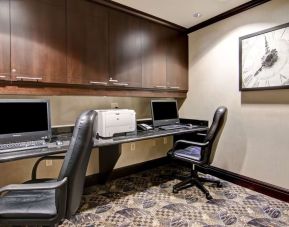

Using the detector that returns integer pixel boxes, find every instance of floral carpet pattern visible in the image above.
[61,165,289,226]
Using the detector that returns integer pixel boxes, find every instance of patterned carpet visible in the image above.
[61,164,289,226]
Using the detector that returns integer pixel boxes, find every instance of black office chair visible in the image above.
[168,106,227,200]
[0,110,96,226]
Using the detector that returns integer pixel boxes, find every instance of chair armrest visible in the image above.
[196,133,207,136]
[32,155,65,180]
[173,140,209,150]
[0,177,67,195]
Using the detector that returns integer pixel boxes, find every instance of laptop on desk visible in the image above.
[150,99,193,130]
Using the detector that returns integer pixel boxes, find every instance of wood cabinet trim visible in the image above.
[88,0,186,33]
[0,84,187,98]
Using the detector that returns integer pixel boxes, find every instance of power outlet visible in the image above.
[46,160,53,167]
[111,103,119,109]
[163,137,167,144]
[130,143,135,151]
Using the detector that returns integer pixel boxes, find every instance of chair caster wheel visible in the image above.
[217,182,222,188]
[206,194,213,200]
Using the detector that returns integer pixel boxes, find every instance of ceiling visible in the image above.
[111,0,252,28]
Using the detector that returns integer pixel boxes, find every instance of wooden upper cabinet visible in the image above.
[67,0,109,86]
[10,0,67,83]
[109,9,142,88]
[1,0,187,96]
[0,0,10,81]
[141,20,167,89]
[166,30,188,91]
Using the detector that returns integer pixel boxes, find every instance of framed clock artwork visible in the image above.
[239,22,289,91]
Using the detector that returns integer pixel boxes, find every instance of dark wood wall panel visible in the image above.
[10,0,67,83]
[0,0,10,81]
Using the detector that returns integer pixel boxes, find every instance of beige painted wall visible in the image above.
[179,0,289,189]
[0,96,172,187]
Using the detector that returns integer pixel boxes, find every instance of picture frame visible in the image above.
[239,22,289,91]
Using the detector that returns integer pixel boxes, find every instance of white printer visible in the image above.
[94,109,136,138]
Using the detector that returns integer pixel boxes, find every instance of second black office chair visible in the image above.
[0,110,96,226]
[168,106,227,200]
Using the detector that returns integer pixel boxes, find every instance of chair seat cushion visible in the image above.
[0,189,57,219]
[174,146,202,161]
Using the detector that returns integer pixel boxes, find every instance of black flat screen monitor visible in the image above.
[151,99,180,127]
[0,99,51,142]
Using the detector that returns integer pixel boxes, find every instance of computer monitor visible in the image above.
[151,99,180,127]
[0,99,51,142]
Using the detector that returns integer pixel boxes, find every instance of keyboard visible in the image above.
[0,140,48,154]
[159,124,190,130]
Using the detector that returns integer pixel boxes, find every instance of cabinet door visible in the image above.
[10,0,67,83]
[0,0,10,81]
[166,30,188,90]
[141,20,167,89]
[109,9,142,88]
[67,0,109,86]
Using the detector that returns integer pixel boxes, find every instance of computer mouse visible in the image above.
[56,140,63,146]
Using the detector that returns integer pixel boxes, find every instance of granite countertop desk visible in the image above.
[0,124,208,183]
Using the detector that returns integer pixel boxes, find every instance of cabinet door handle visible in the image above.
[109,77,118,83]
[0,73,10,79]
[168,86,180,89]
[16,76,43,81]
[89,81,108,85]
[154,85,167,89]
[113,82,129,86]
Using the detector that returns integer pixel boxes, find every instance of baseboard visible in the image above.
[85,157,169,187]
[196,165,289,203]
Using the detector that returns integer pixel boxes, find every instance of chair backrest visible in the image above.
[203,106,227,165]
[57,110,96,218]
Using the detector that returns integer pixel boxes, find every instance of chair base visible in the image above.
[172,170,222,200]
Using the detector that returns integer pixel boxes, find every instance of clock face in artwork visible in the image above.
[241,27,289,89]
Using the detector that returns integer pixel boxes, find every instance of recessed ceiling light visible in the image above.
[192,12,202,18]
